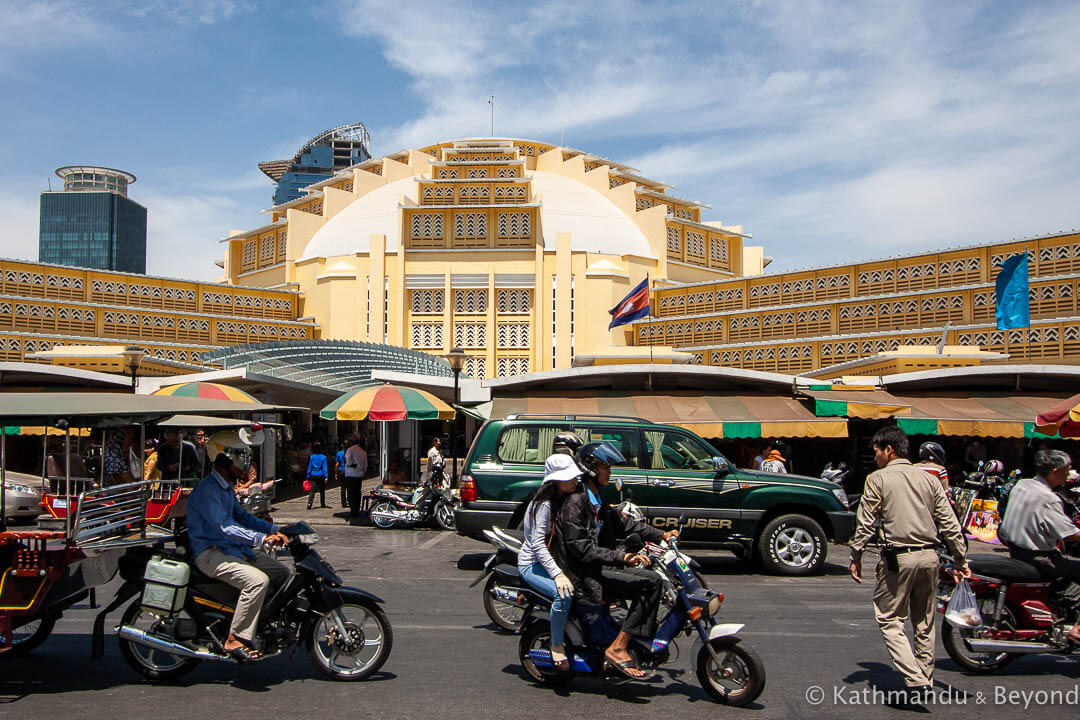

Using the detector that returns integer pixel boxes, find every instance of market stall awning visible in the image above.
[799,389,912,419]
[892,393,1066,438]
[1033,393,1080,438]
[488,392,847,438]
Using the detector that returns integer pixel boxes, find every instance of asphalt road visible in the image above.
[4,527,1079,719]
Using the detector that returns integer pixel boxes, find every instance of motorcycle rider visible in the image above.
[997,448,1080,644]
[518,453,584,671]
[551,441,678,679]
[914,441,949,490]
[187,453,291,661]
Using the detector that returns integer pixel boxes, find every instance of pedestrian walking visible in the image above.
[849,426,970,703]
[306,441,329,510]
[344,436,368,518]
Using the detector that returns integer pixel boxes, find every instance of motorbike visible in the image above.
[517,525,765,706]
[236,478,278,522]
[93,521,393,682]
[369,475,457,530]
[937,549,1080,673]
[821,462,857,509]
[472,526,531,632]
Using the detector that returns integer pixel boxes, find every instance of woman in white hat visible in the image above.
[518,453,583,671]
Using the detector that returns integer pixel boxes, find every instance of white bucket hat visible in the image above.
[544,453,584,483]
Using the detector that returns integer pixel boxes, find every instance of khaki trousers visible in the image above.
[872,548,939,687]
[195,547,291,643]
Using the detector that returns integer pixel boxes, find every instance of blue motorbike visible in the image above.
[517,531,766,706]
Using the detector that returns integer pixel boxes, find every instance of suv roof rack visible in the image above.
[504,413,652,424]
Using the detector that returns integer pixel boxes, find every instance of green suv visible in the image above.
[454,414,855,575]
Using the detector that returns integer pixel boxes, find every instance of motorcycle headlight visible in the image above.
[707,594,722,617]
[832,487,848,507]
[297,533,320,545]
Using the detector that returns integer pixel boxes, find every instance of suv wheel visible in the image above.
[757,514,826,576]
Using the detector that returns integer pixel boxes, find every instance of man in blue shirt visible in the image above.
[188,453,291,661]
[335,444,347,507]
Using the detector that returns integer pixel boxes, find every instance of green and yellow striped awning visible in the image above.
[892,394,1066,438]
[488,392,848,438]
[800,389,912,420]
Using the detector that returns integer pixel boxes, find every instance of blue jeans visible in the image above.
[519,562,572,646]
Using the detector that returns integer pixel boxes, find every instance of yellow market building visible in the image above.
[219,138,752,378]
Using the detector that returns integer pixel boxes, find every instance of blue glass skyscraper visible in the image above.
[39,166,147,274]
[259,123,372,206]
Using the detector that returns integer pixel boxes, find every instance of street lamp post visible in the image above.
[121,345,145,394]
[443,347,467,488]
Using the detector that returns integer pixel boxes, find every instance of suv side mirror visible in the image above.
[712,456,731,476]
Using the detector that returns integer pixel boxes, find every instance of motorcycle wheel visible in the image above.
[519,620,574,686]
[116,600,201,682]
[434,501,455,531]
[696,636,766,706]
[483,574,525,632]
[0,613,57,656]
[370,501,397,529]
[307,601,393,681]
[941,599,1018,674]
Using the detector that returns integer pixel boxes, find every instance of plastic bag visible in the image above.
[303,479,312,492]
[945,579,982,627]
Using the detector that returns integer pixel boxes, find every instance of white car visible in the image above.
[2,471,42,522]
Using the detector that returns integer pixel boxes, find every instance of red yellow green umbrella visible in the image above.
[1034,393,1080,437]
[320,384,455,421]
[152,382,260,404]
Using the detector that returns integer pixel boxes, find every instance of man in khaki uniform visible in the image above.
[850,426,970,698]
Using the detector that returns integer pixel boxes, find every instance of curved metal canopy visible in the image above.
[201,340,451,392]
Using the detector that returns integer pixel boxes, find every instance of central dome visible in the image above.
[299,169,653,261]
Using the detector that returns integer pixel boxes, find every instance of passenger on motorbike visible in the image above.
[551,441,679,679]
[187,453,292,661]
[998,449,1080,644]
[914,441,949,490]
[518,453,584,671]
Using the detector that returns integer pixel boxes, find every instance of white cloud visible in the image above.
[331,0,1080,271]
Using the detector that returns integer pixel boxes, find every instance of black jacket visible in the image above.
[551,485,665,603]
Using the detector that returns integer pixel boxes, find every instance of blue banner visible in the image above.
[995,252,1029,330]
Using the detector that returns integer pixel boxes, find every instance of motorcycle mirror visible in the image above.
[677,513,688,527]
[625,533,644,553]
[614,477,623,492]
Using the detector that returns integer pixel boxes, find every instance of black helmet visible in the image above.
[576,441,626,478]
[919,441,946,466]
[552,431,584,456]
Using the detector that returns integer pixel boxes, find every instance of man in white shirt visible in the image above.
[343,437,368,519]
[426,437,445,486]
[998,449,1080,643]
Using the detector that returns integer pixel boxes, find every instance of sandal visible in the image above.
[227,643,263,663]
[550,646,570,672]
[604,653,654,680]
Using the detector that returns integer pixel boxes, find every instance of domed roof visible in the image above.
[299,170,654,261]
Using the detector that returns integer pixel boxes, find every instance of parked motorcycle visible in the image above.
[93,521,393,682]
[369,476,457,530]
[518,526,765,706]
[821,462,857,509]
[937,550,1079,673]
[236,478,278,521]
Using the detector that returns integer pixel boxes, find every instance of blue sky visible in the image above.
[2,0,1079,280]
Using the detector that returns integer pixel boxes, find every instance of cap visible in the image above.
[544,453,584,483]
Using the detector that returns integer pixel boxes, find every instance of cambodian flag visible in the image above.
[608,276,651,330]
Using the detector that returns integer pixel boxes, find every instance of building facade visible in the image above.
[39,166,147,274]
[0,257,314,368]
[259,123,373,206]
[222,138,751,378]
[638,230,1080,374]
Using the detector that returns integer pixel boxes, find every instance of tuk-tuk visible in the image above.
[0,392,291,655]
